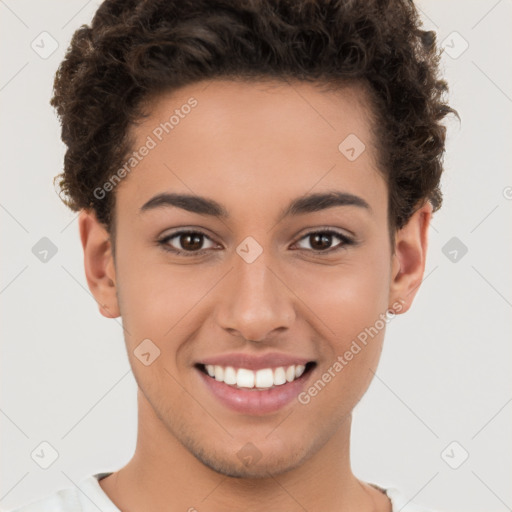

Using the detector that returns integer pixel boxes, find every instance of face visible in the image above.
[80,79,429,478]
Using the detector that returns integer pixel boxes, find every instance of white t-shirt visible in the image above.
[5,472,437,512]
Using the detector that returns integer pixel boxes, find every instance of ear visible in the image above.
[388,200,433,315]
[78,209,120,319]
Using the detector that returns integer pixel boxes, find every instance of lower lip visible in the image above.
[196,366,314,415]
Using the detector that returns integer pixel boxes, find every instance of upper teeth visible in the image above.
[204,364,306,389]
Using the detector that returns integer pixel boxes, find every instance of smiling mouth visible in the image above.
[195,362,317,390]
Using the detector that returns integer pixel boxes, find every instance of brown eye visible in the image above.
[176,232,204,251]
[158,230,216,255]
[294,230,354,253]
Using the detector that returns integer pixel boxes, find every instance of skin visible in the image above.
[79,78,432,511]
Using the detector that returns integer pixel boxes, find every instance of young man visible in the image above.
[10,0,457,510]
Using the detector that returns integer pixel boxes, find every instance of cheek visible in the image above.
[115,249,218,364]
[290,252,391,406]
[304,255,391,404]
[291,256,391,344]
[295,277,389,418]
[113,242,182,342]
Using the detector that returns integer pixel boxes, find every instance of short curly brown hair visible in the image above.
[50,0,458,248]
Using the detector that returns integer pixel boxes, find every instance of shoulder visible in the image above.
[5,487,81,512]
[4,473,119,512]
[369,481,440,512]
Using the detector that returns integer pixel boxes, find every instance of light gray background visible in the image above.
[1,1,511,511]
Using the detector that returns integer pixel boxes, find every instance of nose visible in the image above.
[216,252,296,343]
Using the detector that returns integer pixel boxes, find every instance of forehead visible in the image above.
[116,78,385,222]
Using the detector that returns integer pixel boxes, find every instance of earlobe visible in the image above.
[388,201,433,314]
[78,210,121,319]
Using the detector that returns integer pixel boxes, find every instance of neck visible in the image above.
[100,390,382,512]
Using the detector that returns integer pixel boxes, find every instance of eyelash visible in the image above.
[156,228,355,257]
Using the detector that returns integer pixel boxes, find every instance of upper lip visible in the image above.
[197,352,315,371]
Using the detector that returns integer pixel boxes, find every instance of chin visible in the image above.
[175,424,311,479]
[192,446,308,479]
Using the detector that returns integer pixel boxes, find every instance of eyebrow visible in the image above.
[139,190,371,221]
